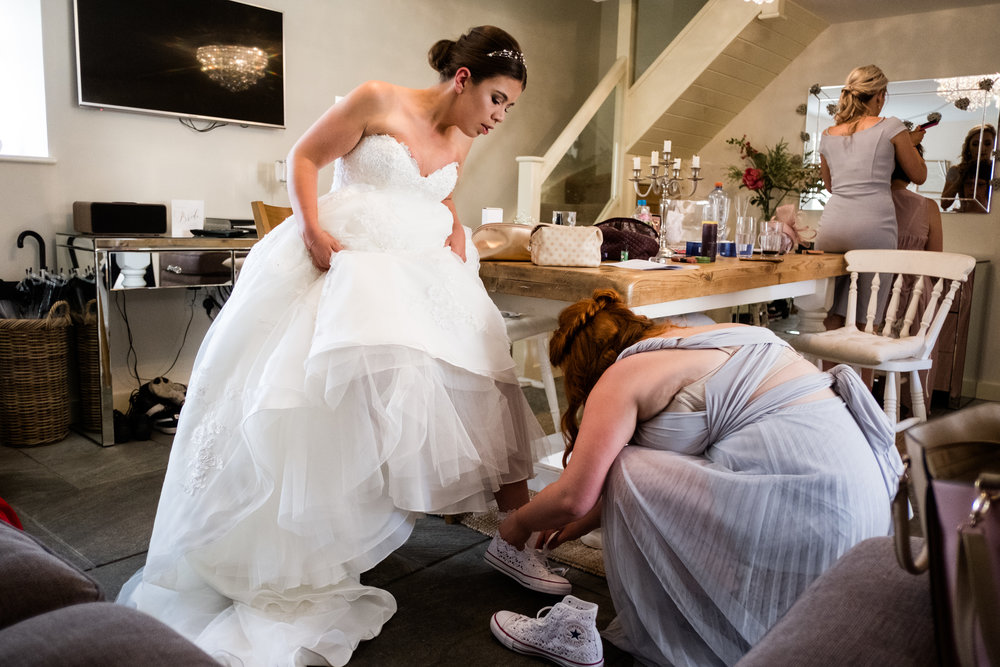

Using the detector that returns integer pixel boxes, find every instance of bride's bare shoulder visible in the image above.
[348,80,405,108]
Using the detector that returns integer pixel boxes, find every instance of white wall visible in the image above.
[0,0,605,407]
[694,4,1000,400]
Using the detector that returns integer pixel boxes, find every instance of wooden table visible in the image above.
[480,253,847,327]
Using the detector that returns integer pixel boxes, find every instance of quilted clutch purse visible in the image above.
[471,223,532,261]
[528,224,603,267]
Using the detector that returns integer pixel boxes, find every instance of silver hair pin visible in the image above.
[487,49,525,66]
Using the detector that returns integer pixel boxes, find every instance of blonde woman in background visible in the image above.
[815,64,927,330]
[941,124,996,212]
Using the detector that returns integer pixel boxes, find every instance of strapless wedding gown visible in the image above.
[117,134,548,666]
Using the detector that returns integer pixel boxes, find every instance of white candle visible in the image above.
[633,156,641,170]
[663,140,672,153]
[674,158,682,170]
[650,150,659,166]
[691,155,701,168]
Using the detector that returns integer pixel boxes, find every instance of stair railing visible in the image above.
[516,57,627,224]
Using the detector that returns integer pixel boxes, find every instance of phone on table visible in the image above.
[917,119,940,130]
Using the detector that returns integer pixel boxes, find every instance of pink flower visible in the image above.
[742,168,764,191]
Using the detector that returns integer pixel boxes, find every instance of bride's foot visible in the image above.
[485,534,571,595]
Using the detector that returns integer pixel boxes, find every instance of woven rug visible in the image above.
[457,505,605,578]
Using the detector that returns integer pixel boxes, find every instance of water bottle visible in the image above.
[633,199,652,224]
[707,183,730,241]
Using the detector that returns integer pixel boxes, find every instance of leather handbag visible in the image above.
[471,223,532,261]
[528,224,603,268]
[595,218,659,261]
[894,402,1000,666]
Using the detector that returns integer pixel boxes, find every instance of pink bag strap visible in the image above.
[954,473,1000,667]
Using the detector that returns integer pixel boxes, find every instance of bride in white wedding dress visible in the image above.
[118,27,550,666]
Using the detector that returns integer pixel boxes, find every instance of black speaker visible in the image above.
[73,201,167,236]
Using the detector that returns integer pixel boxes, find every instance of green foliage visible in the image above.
[726,136,824,222]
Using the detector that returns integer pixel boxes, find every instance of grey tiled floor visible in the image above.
[1,386,632,666]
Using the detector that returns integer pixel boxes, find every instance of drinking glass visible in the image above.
[552,211,577,226]
[759,231,783,256]
[735,216,755,258]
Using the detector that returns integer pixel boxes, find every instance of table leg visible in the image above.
[793,277,835,333]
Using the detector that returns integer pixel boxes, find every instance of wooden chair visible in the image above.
[504,314,561,432]
[788,249,975,432]
[251,201,292,236]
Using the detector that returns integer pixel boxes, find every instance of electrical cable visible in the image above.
[113,290,141,386]
[179,118,228,132]
[160,289,198,377]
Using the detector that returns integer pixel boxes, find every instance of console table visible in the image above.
[56,234,257,446]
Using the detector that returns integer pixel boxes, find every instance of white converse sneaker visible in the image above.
[485,534,571,595]
[490,595,604,667]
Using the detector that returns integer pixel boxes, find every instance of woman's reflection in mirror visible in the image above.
[941,124,996,212]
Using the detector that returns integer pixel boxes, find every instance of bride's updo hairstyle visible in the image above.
[834,64,889,125]
[428,26,527,89]
[549,289,665,465]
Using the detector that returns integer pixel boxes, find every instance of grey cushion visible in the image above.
[0,602,217,666]
[737,536,935,667]
[0,521,103,628]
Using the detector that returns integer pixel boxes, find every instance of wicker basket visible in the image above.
[74,299,101,432]
[0,301,73,447]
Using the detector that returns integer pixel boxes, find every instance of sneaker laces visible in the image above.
[532,546,568,578]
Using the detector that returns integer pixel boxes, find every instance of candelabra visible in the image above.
[629,149,703,262]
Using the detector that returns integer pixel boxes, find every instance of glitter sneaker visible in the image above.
[484,533,571,595]
[490,595,604,667]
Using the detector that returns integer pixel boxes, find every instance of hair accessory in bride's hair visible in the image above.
[487,49,525,65]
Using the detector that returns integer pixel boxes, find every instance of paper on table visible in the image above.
[609,259,697,270]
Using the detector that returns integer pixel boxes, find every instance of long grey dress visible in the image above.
[600,327,901,667]
[816,116,908,323]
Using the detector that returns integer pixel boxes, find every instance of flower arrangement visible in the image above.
[726,136,823,223]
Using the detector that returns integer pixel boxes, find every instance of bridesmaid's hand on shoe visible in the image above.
[498,509,532,550]
[535,505,602,550]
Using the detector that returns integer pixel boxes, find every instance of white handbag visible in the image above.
[528,224,603,267]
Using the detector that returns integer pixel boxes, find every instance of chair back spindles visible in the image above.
[845,271,860,328]
[896,275,926,338]
[862,272,883,334]
[916,278,961,360]
[880,273,905,338]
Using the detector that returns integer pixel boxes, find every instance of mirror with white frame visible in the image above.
[802,74,999,213]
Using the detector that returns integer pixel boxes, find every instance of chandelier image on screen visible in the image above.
[196,45,269,93]
[73,0,285,128]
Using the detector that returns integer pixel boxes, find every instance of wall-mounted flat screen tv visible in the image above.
[74,0,284,128]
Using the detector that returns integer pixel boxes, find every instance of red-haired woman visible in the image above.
[495,289,902,666]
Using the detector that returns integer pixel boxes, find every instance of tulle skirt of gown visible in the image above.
[117,172,548,666]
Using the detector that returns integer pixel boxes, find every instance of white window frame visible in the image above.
[0,0,52,162]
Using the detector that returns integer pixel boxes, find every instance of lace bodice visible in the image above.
[316,134,459,252]
[332,134,458,202]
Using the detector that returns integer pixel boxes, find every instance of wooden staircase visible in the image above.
[626,0,827,159]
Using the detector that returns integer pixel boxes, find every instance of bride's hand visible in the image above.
[302,227,343,271]
[445,228,467,262]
